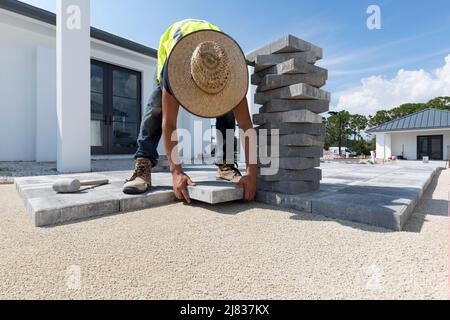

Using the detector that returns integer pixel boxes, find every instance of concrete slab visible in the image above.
[246,34,323,62]
[15,168,243,227]
[256,162,444,231]
[14,161,444,231]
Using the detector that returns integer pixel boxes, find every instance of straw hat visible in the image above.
[167,30,248,118]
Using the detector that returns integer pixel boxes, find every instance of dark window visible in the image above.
[91,60,142,155]
[417,135,443,160]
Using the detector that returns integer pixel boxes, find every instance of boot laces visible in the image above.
[129,159,151,182]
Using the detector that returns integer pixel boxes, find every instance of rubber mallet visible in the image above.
[52,179,109,194]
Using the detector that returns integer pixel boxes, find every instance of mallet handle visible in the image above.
[79,179,110,187]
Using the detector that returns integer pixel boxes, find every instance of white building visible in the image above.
[0,0,216,169]
[368,108,450,161]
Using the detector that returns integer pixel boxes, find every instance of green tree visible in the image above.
[368,110,392,128]
[368,96,450,128]
[349,114,368,140]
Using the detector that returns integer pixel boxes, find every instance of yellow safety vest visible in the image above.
[157,19,221,84]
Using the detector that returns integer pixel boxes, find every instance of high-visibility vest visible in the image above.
[157,19,221,84]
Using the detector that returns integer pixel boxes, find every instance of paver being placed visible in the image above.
[15,168,243,227]
[187,181,244,204]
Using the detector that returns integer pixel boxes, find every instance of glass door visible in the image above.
[91,64,108,155]
[430,136,443,160]
[110,67,141,154]
[91,61,142,155]
[417,135,443,160]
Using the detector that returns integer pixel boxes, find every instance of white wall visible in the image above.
[0,9,160,162]
[375,133,391,160]
[376,130,450,161]
[0,11,54,161]
[391,130,450,161]
[0,9,255,163]
[36,46,57,162]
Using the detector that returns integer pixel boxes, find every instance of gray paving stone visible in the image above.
[259,168,322,182]
[256,162,443,231]
[311,192,412,231]
[14,162,442,231]
[257,123,326,136]
[187,181,244,204]
[255,83,331,105]
[254,58,327,79]
[259,133,325,147]
[255,190,312,213]
[14,169,244,227]
[279,134,324,147]
[258,99,329,114]
[260,146,324,158]
[253,109,323,125]
[257,179,321,194]
[254,51,318,72]
[247,34,323,62]
[259,157,321,170]
[253,71,328,90]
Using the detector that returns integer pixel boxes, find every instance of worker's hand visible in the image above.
[237,173,257,202]
[172,170,196,204]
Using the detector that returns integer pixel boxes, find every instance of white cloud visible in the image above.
[335,54,450,116]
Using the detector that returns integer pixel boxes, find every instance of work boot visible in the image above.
[217,163,242,183]
[123,158,152,195]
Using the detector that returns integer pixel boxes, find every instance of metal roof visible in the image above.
[0,0,158,58]
[367,108,450,133]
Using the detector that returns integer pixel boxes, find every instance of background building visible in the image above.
[368,108,450,161]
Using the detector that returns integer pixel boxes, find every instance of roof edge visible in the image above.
[0,0,157,58]
[367,108,450,133]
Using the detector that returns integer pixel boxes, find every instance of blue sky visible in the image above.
[22,0,450,115]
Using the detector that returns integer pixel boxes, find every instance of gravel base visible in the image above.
[0,159,168,184]
[0,170,448,300]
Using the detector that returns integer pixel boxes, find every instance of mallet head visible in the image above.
[52,179,82,193]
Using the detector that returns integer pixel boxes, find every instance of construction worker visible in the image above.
[123,19,257,202]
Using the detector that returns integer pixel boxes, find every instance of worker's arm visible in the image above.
[162,88,195,203]
[233,97,257,202]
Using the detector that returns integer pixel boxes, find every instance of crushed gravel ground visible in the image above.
[0,170,448,300]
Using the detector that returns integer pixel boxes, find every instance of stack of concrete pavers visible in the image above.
[247,35,330,195]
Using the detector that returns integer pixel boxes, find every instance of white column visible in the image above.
[375,133,385,160]
[56,0,91,173]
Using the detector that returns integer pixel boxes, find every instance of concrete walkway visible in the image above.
[0,167,447,299]
[14,161,446,230]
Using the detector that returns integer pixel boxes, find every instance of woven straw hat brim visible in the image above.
[167,30,249,118]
